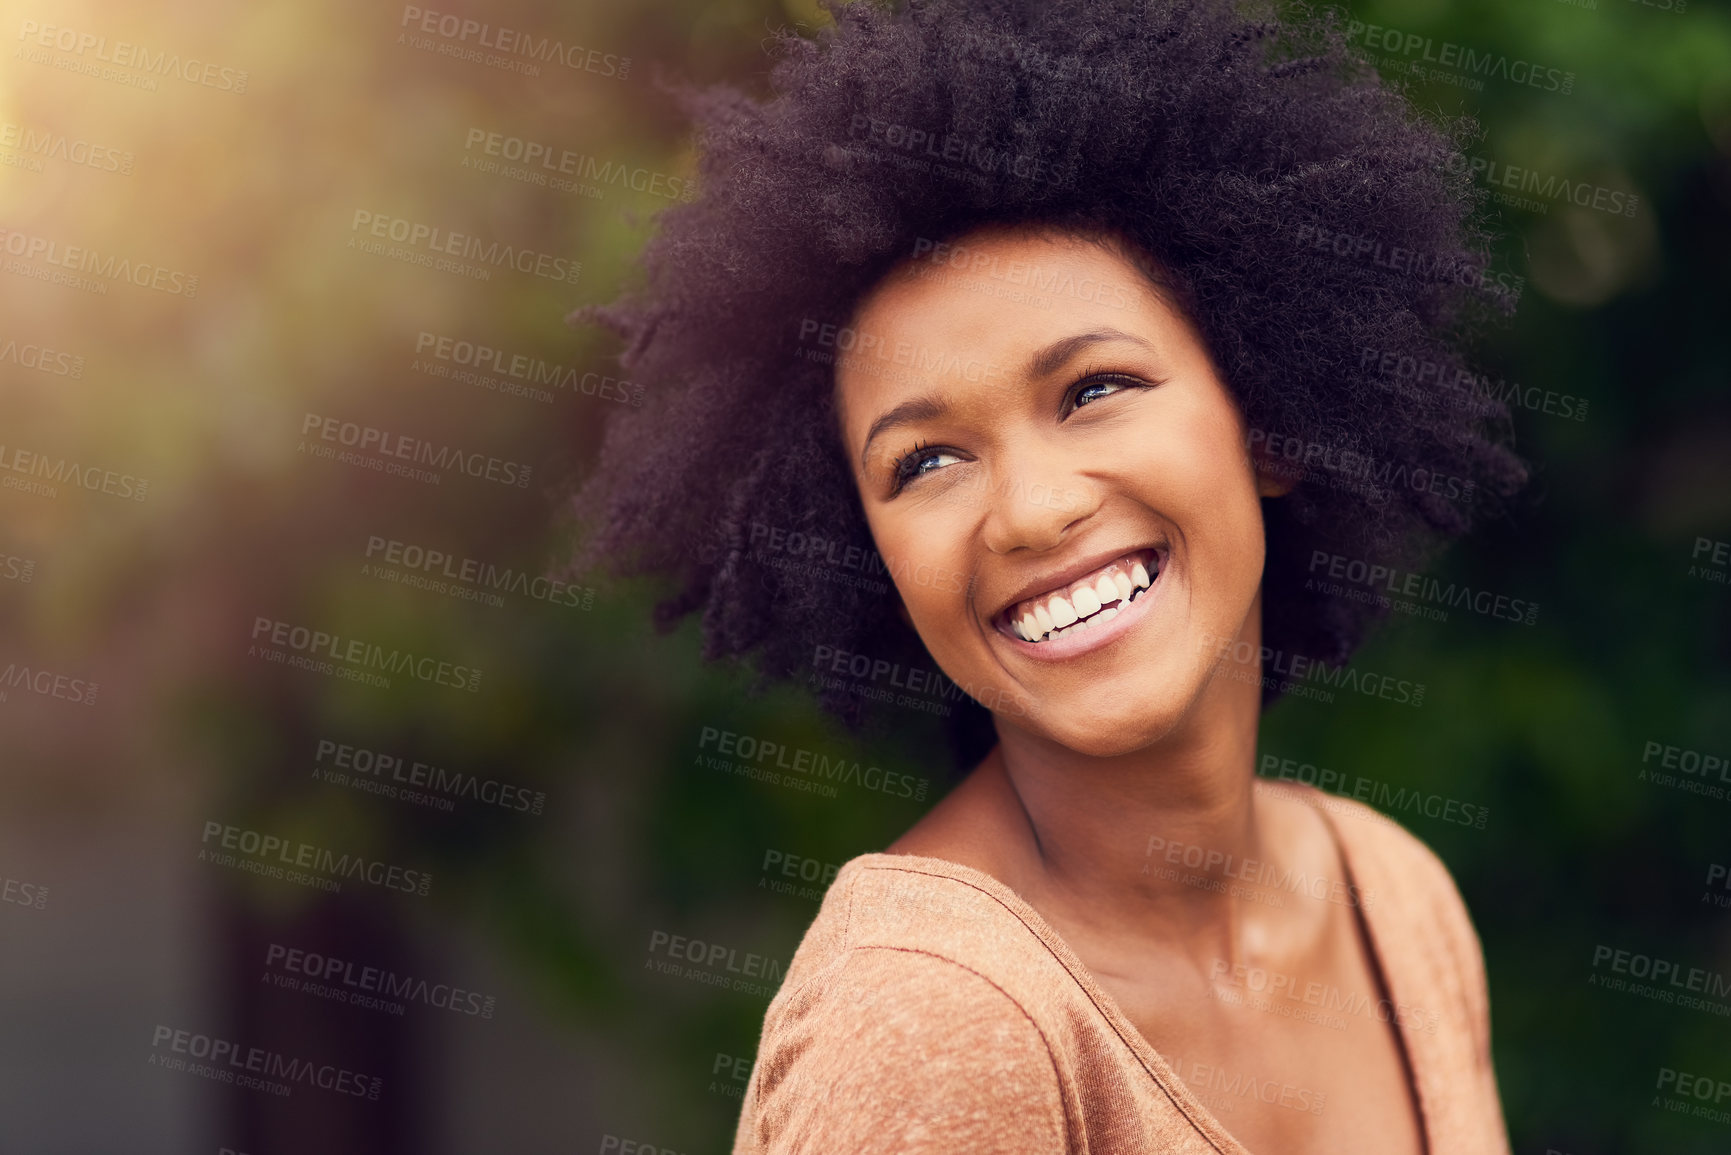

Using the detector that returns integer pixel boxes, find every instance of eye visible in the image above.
[1066,371,1147,414]
[889,440,963,492]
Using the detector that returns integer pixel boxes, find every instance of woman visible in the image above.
[573,0,1526,1150]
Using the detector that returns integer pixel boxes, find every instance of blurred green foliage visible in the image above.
[1,0,1728,1150]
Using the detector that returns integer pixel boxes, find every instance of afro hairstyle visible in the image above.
[568,0,1531,775]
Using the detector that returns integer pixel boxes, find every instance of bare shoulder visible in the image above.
[1255,779,1488,985]
[1256,777,1464,893]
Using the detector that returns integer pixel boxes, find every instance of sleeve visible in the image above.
[1409,837,1495,1066]
[1391,828,1514,1155]
[733,945,1070,1155]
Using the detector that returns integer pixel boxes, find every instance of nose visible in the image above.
[979,451,1101,555]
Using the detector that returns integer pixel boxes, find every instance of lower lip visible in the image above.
[995,557,1167,662]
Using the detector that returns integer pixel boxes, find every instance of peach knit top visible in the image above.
[731,783,1511,1154]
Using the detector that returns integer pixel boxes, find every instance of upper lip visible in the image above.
[989,541,1165,626]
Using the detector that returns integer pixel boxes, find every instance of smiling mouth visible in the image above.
[998,548,1163,644]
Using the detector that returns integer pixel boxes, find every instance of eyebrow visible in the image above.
[860,395,950,470]
[856,327,1155,468]
[1027,326,1154,378]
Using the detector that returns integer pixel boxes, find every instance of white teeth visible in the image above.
[1072,585,1102,617]
[1009,553,1161,643]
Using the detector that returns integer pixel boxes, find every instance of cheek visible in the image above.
[867,514,979,655]
[1114,401,1258,517]
[868,514,949,605]
[892,547,972,620]
[1123,406,1266,590]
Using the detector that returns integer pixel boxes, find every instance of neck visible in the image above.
[981,589,1278,960]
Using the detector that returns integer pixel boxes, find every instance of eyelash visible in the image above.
[887,369,1149,493]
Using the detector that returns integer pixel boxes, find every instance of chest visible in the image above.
[1093,943,1428,1155]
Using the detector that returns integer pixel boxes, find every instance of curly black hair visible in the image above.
[567,0,1530,775]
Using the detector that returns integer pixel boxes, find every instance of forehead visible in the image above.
[859,227,1153,342]
[832,228,1181,437]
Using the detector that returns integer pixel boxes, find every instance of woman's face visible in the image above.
[833,226,1287,758]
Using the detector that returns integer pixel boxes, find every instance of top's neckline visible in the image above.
[839,781,1435,1155]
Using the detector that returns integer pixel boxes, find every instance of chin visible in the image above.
[1019,698,1188,759]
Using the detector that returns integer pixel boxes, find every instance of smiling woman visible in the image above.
[571,0,1526,1151]
[833,227,1291,757]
